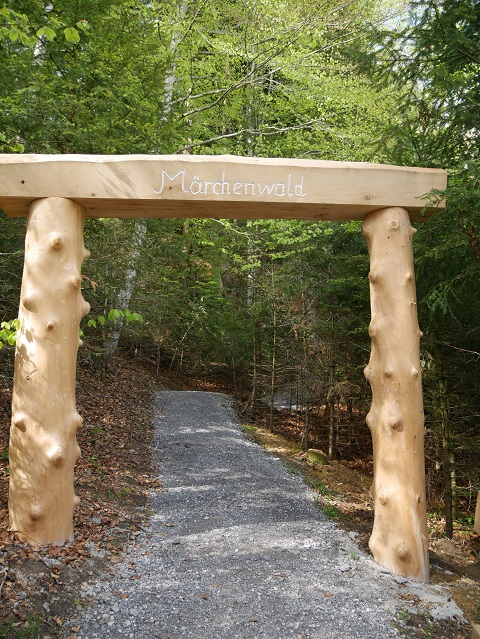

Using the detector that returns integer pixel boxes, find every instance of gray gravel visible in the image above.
[64,390,464,638]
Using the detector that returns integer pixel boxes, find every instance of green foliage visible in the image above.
[473,604,480,623]
[306,450,328,466]
[305,476,329,496]
[0,132,23,153]
[0,6,37,46]
[0,319,19,349]
[321,504,347,520]
[0,615,41,639]
[241,424,258,434]
[86,309,143,330]
[373,0,480,521]
[0,0,478,519]
[0,6,88,46]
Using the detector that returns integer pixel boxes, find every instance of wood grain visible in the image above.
[0,154,446,221]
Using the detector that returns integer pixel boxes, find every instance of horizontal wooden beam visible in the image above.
[0,154,446,221]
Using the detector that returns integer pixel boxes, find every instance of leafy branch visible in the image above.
[0,7,89,46]
[86,309,143,330]
[0,319,20,349]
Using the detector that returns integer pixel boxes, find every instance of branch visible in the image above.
[175,120,320,153]
[438,342,480,358]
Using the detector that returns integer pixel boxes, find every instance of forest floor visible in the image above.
[0,351,478,638]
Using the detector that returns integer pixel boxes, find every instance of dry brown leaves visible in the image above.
[0,351,162,633]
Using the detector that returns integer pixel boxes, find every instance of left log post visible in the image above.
[8,197,90,545]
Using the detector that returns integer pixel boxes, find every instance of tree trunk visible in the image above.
[269,289,277,429]
[103,219,146,366]
[362,207,429,583]
[434,342,455,538]
[249,317,261,409]
[328,397,336,461]
[103,1,187,364]
[327,350,336,461]
[9,198,89,545]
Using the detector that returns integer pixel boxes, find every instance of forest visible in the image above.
[0,0,479,543]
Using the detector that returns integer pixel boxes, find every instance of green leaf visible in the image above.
[107,309,124,321]
[64,27,80,43]
[37,26,56,41]
[8,27,19,42]
[97,315,105,326]
[87,319,97,328]
[125,310,142,323]
[76,20,89,34]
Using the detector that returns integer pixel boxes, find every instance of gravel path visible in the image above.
[64,391,464,639]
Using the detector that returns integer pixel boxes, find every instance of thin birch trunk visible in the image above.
[103,219,147,365]
[103,1,188,363]
[434,341,455,538]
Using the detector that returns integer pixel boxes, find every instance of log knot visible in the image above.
[30,504,43,521]
[48,446,65,466]
[13,413,27,432]
[368,323,379,338]
[23,290,38,312]
[80,299,90,318]
[50,233,64,250]
[378,491,388,505]
[45,317,58,330]
[389,416,403,432]
[397,543,411,561]
[72,413,84,431]
[70,275,82,290]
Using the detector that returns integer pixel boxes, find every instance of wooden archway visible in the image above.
[0,154,447,583]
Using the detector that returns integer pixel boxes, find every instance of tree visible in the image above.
[374,0,480,534]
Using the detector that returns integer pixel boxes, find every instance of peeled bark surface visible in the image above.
[362,207,429,583]
[9,197,89,545]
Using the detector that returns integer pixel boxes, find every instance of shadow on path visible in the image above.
[66,391,464,639]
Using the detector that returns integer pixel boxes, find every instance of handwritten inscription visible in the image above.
[153,169,307,199]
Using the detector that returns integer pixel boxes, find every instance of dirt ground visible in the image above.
[0,353,478,638]
[240,423,479,636]
[0,353,161,637]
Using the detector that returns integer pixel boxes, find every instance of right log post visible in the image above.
[362,206,429,583]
